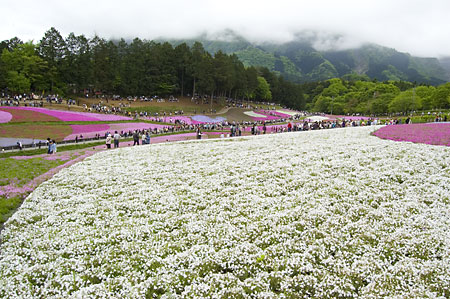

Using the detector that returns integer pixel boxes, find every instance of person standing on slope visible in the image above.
[113,131,120,148]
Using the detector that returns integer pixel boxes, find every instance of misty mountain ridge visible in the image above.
[164,30,450,85]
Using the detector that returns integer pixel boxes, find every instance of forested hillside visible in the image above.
[169,32,449,85]
[439,57,450,80]
[302,79,450,115]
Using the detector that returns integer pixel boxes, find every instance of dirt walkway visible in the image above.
[216,107,231,114]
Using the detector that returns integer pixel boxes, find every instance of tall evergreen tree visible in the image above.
[174,43,192,97]
[38,27,66,92]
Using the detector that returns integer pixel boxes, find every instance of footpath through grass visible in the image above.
[0,140,107,158]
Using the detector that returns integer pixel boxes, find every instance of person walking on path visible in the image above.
[46,138,51,154]
[50,140,57,153]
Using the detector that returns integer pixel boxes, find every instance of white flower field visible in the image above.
[1,126,449,298]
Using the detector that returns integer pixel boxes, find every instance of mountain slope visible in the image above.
[166,32,449,85]
[438,57,450,80]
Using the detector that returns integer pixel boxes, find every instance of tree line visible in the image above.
[0,27,306,109]
[1,27,449,114]
[304,78,450,114]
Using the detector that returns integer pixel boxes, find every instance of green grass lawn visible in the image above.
[0,195,22,224]
[0,156,67,225]
[0,157,65,186]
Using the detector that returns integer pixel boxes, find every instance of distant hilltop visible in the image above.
[162,30,450,85]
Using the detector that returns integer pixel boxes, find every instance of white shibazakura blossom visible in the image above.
[243,111,268,118]
[304,115,329,122]
[275,110,299,116]
[0,126,449,298]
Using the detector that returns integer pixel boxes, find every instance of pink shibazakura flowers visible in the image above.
[243,111,280,122]
[144,116,193,125]
[259,110,291,118]
[63,122,169,140]
[0,110,13,123]
[0,107,132,121]
[64,124,111,140]
[326,115,372,121]
[374,123,450,146]
[70,124,110,135]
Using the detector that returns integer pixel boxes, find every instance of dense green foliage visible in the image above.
[1,28,449,113]
[0,29,271,103]
[304,79,450,114]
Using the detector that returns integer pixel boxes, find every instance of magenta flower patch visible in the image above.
[0,107,132,121]
[63,124,111,140]
[71,124,111,134]
[63,122,169,140]
[109,122,168,132]
[373,123,450,146]
[0,110,13,123]
[259,110,290,118]
[249,111,281,121]
[144,116,193,125]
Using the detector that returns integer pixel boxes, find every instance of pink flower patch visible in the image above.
[1,107,132,121]
[144,116,193,125]
[328,115,372,121]
[260,110,291,118]
[373,123,450,146]
[64,124,111,140]
[63,122,170,140]
[248,111,281,122]
[0,110,13,123]
[10,156,36,160]
[43,155,71,161]
[109,122,167,133]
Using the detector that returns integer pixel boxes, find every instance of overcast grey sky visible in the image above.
[1,0,449,57]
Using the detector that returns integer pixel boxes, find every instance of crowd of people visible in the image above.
[3,92,449,152]
[0,92,78,108]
